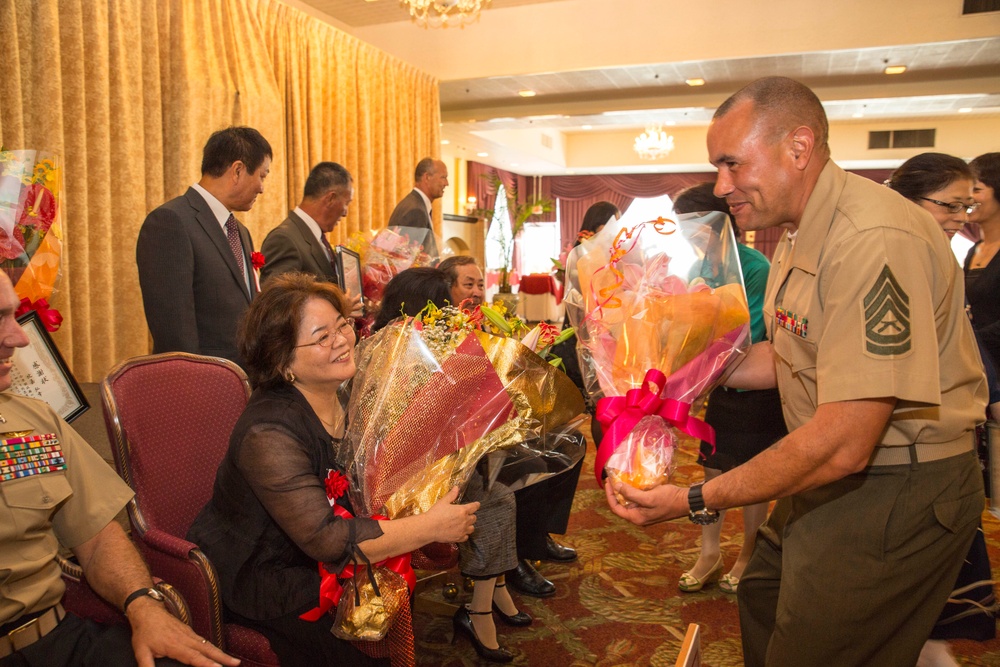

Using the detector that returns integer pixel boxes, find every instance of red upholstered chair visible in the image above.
[101,352,279,666]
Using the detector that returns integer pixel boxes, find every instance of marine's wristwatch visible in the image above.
[688,483,721,525]
[123,587,165,614]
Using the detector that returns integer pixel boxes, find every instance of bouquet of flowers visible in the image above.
[341,302,586,520]
[0,150,63,330]
[346,227,435,336]
[563,211,751,498]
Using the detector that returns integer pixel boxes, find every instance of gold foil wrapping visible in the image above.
[331,567,409,642]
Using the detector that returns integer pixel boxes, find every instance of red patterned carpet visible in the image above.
[412,421,1000,666]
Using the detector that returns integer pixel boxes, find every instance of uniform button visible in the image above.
[42,495,52,503]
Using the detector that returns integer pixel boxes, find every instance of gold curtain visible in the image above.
[0,0,440,381]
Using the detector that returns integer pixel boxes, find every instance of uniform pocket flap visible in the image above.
[2,474,72,510]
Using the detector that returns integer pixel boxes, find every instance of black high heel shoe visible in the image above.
[492,582,532,627]
[452,605,514,663]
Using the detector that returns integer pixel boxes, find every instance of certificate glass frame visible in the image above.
[335,245,364,307]
[11,311,89,422]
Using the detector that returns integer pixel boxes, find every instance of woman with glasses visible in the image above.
[188,272,479,667]
[888,154,998,667]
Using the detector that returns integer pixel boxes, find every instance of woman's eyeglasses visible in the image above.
[919,197,980,215]
[295,318,356,349]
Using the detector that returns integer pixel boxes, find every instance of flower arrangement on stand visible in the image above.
[474,171,553,311]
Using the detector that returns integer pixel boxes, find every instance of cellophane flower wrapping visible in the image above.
[341,307,586,519]
[563,211,751,494]
[0,151,63,303]
[347,227,435,336]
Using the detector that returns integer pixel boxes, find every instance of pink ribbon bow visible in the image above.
[594,368,715,486]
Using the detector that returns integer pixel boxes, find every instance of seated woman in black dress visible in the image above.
[188,273,479,667]
[373,267,527,664]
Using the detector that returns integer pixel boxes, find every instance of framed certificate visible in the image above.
[335,245,364,308]
[11,311,89,422]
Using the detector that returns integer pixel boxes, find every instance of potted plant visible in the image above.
[475,171,553,310]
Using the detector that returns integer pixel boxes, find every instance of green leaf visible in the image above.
[552,327,575,345]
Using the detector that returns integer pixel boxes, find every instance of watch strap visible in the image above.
[688,483,707,512]
[122,587,163,614]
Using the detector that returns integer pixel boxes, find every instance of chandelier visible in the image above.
[633,125,675,160]
[401,0,491,28]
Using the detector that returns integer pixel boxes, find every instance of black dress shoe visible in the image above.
[508,560,556,598]
[543,535,578,563]
[452,606,514,663]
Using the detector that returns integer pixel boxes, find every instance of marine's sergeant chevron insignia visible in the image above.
[863,264,911,356]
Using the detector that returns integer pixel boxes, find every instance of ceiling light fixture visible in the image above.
[518,89,536,98]
[633,125,674,160]
[884,65,907,75]
[402,0,491,28]
[441,139,450,144]
[476,152,489,157]
[958,107,973,113]
[581,125,593,130]
[685,78,706,86]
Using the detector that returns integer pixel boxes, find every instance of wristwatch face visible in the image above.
[689,508,721,525]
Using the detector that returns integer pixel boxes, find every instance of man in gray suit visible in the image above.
[259,161,361,314]
[386,157,448,257]
[136,126,271,366]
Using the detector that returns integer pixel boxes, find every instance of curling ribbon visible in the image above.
[299,505,417,621]
[593,368,715,486]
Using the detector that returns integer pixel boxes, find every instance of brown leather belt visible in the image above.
[868,433,975,467]
[0,604,65,658]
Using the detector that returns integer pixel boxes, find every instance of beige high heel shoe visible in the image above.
[678,556,723,592]
[719,573,740,594]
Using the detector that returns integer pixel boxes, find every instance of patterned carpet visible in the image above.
[412,421,1000,666]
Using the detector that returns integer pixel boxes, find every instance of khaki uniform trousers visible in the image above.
[738,449,983,667]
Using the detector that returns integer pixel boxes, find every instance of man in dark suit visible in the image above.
[136,126,272,366]
[386,157,447,257]
[259,162,360,315]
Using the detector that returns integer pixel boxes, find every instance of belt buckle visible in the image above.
[8,615,42,652]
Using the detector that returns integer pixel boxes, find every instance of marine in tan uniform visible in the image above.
[0,272,237,667]
[605,77,987,667]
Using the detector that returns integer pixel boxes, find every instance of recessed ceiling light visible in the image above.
[685,78,706,86]
[852,112,864,119]
[581,125,593,130]
[518,89,536,98]
[884,65,907,75]
[510,163,519,167]
[477,152,489,157]
[959,107,973,113]
[441,139,450,144]
[664,120,677,126]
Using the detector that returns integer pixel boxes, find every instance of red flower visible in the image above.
[251,251,266,270]
[324,469,349,500]
[0,226,25,261]
[18,184,58,234]
[15,297,62,332]
[577,229,595,242]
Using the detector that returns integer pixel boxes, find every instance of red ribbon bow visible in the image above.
[593,368,715,486]
[15,298,62,332]
[299,504,417,622]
